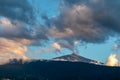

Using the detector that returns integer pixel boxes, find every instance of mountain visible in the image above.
[53,53,103,65]
[0,60,120,80]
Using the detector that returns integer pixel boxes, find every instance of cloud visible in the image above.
[56,40,74,51]
[0,0,47,42]
[47,0,120,45]
[0,17,48,40]
[113,44,120,51]
[106,54,119,66]
[0,0,35,24]
[0,38,31,64]
[52,42,62,50]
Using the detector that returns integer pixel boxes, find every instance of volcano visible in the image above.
[53,53,103,65]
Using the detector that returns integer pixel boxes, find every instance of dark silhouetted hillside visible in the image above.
[0,59,120,80]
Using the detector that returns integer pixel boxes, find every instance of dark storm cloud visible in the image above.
[0,0,35,24]
[64,0,120,33]
[0,0,48,41]
[0,18,48,41]
[47,0,120,44]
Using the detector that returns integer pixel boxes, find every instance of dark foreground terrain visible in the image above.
[0,60,120,80]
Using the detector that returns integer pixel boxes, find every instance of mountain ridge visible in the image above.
[53,53,103,65]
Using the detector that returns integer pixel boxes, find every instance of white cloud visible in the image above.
[106,54,119,66]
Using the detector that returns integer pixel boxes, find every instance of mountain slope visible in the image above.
[53,53,103,65]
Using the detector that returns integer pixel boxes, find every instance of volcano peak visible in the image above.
[53,53,103,65]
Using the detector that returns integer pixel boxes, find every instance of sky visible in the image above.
[0,0,120,64]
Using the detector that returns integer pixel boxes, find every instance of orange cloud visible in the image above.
[0,38,31,64]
